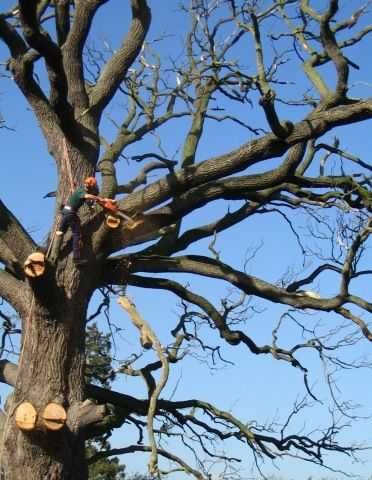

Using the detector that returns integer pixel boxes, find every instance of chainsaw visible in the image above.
[97,198,142,228]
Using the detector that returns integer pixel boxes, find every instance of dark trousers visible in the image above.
[59,209,82,260]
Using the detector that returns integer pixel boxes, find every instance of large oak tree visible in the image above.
[0,0,371,478]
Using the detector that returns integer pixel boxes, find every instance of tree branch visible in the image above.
[118,100,372,216]
[0,14,28,57]
[125,274,309,372]
[0,359,18,386]
[143,200,264,256]
[69,399,107,429]
[319,0,349,100]
[118,296,169,477]
[88,444,206,480]
[62,0,100,116]
[250,12,292,138]
[55,0,70,46]
[19,0,69,114]
[0,199,37,268]
[287,264,342,292]
[127,255,344,311]
[89,0,151,120]
[0,271,27,316]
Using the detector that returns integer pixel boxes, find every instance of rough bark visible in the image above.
[0,139,104,478]
[0,261,97,479]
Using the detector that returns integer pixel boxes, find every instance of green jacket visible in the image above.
[66,186,86,212]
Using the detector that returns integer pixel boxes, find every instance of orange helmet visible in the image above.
[84,177,97,188]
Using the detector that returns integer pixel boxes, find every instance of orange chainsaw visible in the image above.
[97,198,142,229]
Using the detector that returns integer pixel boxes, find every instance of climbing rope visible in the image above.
[61,137,75,193]
[21,140,75,391]
[17,293,35,369]
[46,137,75,259]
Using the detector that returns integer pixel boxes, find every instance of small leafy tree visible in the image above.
[85,322,125,480]
[87,440,126,480]
[86,322,115,388]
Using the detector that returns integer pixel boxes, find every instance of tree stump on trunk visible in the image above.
[15,402,37,431]
[41,403,67,431]
[24,252,46,278]
[105,215,121,229]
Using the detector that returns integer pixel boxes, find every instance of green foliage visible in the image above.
[86,322,123,480]
[87,442,125,480]
[85,322,116,387]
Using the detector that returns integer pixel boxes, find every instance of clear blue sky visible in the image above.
[0,1,371,479]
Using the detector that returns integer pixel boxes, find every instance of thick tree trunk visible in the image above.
[0,266,93,480]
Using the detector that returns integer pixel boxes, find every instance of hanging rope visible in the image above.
[17,293,35,368]
[61,137,75,192]
[46,137,75,259]
[23,140,75,359]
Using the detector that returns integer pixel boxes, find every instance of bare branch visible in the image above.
[55,0,70,46]
[0,199,37,268]
[0,271,27,315]
[69,399,106,429]
[88,444,206,480]
[118,296,169,477]
[0,359,18,387]
[250,12,292,138]
[19,0,69,114]
[119,100,372,215]
[89,0,151,119]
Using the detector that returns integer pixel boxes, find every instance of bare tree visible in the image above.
[0,1,371,479]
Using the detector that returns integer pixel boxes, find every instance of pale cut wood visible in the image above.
[124,218,144,231]
[24,252,46,278]
[105,215,121,229]
[42,403,67,431]
[15,402,37,431]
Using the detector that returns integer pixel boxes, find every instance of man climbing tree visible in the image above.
[0,1,371,479]
[54,176,111,266]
